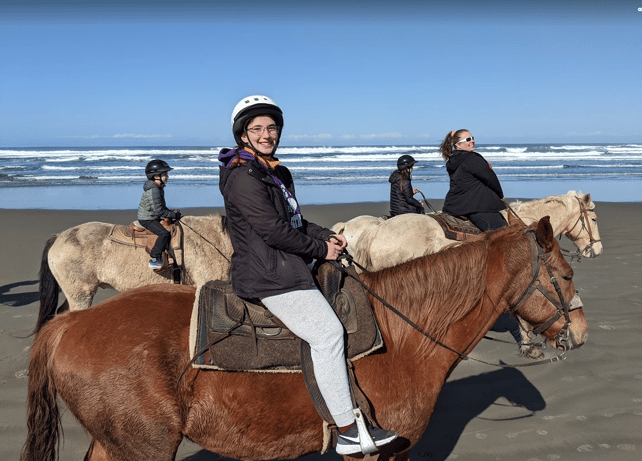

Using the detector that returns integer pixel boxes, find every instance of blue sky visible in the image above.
[1,0,640,147]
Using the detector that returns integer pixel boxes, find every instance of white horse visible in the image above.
[332,191,601,361]
[36,215,233,333]
[332,191,601,271]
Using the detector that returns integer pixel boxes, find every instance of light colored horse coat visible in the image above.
[332,191,601,361]
[37,215,233,332]
[334,191,602,272]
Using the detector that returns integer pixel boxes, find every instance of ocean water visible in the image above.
[1,144,641,209]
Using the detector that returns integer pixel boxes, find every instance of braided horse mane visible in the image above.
[360,224,528,357]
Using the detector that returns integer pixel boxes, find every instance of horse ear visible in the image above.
[507,210,520,226]
[331,223,345,235]
[584,193,591,205]
[535,216,555,252]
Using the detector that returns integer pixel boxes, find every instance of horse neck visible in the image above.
[181,215,232,280]
[182,215,227,248]
[517,196,573,235]
[361,228,528,377]
[361,237,496,362]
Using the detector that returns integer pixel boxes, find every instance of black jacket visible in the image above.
[442,150,505,216]
[389,170,423,217]
[219,155,333,299]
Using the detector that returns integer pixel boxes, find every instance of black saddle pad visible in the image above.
[189,262,383,372]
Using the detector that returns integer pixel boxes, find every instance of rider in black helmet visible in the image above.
[137,159,182,269]
[389,154,424,217]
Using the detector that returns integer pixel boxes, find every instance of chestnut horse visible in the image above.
[22,218,588,461]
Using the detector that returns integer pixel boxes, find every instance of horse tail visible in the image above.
[35,235,60,335]
[20,321,65,461]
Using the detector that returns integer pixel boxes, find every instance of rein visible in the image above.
[331,231,578,368]
[178,218,231,263]
[416,190,438,214]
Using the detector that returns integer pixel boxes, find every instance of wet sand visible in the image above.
[1,200,641,460]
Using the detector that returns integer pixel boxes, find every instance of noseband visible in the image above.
[566,197,601,256]
[510,230,583,349]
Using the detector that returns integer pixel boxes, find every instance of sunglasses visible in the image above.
[456,136,475,144]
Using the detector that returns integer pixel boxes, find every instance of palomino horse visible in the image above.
[22,218,588,461]
[36,215,233,332]
[344,191,599,360]
[331,191,602,263]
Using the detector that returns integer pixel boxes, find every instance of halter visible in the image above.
[509,230,583,350]
[565,196,601,257]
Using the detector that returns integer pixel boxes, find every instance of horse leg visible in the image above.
[84,439,117,461]
[74,406,183,461]
[84,437,180,461]
[63,288,97,311]
[56,298,70,313]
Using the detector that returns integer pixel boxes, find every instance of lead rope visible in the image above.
[330,256,567,368]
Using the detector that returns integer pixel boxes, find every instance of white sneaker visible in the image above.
[336,423,398,455]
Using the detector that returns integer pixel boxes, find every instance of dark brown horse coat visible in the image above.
[22,218,588,461]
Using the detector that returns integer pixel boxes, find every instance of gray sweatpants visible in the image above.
[261,288,355,427]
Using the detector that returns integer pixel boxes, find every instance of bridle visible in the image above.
[331,229,582,368]
[509,230,583,351]
[564,197,601,257]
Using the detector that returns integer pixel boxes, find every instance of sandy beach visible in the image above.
[1,200,641,461]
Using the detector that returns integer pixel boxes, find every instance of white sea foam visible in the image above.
[2,144,641,197]
[41,165,142,171]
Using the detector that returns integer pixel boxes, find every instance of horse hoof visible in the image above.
[520,346,545,360]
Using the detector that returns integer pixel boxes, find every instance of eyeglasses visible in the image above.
[246,125,280,136]
[456,136,475,144]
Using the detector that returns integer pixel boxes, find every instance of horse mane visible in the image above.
[180,214,231,286]
[360,225,526,356]
[509,190,592,213]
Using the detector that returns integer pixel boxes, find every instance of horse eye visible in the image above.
[562,274,573,281]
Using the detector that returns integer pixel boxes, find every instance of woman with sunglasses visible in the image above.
[218,95,398,455]
[439,129,507,231]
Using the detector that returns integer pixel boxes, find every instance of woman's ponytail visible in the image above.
[439,129,468,161]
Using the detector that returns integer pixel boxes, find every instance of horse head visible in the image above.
[565,191,603,258]
[507,216,588,352]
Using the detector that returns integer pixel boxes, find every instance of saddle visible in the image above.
[428,212,484,241]
[188,261,383,373]
[108,219,184,277]
[187,261,385,448]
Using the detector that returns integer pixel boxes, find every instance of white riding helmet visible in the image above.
[231,95,284,146]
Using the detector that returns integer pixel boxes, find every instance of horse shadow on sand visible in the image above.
[180,366,545,461]
[0,280,39,307]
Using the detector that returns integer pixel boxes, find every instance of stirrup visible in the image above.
[353,408,377,454]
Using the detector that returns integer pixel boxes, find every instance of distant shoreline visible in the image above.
[2,179,641,210]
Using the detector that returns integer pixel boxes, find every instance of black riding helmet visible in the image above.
[145,159,173,180]
[231,95,284,151]
[397,155,417,170]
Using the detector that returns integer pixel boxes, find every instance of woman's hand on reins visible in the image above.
[325,236,346,260]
